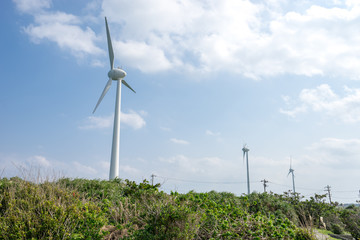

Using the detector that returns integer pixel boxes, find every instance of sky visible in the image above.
[1,0,360,203]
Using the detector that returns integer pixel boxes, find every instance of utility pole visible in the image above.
[261,179,268,193]
[151,174,156,186]
[325,185,332,204]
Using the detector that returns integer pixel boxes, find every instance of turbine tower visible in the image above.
[242,144,250,195]
[93,17,136,180]
[287,158,295,193]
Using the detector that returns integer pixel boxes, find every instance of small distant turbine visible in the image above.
[287,158,296,193]
[93,17,136,180]
[242,144,250,195]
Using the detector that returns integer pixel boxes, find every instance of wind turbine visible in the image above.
[242,144,250,195]
[93,17,136,180]
[287,158,295,193]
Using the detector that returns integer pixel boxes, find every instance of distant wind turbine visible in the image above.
[93,17,136,180]
[242,144,250,195]
[287,158,295,193]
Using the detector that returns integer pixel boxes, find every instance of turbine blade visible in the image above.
[105,17,114,70]
[122,80,136,93]
[93,79,112,113]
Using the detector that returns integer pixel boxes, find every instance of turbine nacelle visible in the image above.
[288,157,294,176]
[242,145,249,162]
[242,147,249,152]
[108,68,127,80]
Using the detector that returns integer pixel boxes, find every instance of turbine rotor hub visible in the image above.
[108,68,126,80]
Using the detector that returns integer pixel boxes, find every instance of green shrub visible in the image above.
[0,178,108,239]
[330,223,343,235]
[341,208,360,239]
[0,177,340,240]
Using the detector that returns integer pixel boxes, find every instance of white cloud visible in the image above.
[80,110,146,130]
[0,153,111,180]
[170,138,189,145]
[91,59,105,67]
[33,11,81,24]
[101,0,360,78]
[24,13,103,57]
[121,110,146,129]
[13,0,51,13]
[120,165,140,174]
[0,153,70,181]
[160,126,172,132]
[14,1,103,59]
[159,155,226,175]
[307,138,360,165]
[280,84,360,122]
[202,157,222,167]
[28,155,51,167]
[279,105,307,118]
[114,41,172,73]
[79,115,113,129]
[73,161,98,175]
[14,0,360,79]
[205,130,220,136]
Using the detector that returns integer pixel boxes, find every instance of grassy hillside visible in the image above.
[0,177,359,239]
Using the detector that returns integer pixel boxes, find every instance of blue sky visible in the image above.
[1,0,360,203]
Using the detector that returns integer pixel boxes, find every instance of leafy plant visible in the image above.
[2,176,357,239]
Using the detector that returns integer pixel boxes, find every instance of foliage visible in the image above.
[340,206,360,239]
[0,177,107,239]
[0,176,359,239]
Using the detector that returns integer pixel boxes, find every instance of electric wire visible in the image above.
[152,175,360,202]
[155,175,256,184]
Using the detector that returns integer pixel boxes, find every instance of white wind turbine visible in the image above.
[287,158,295,193]
[93,17,136,180]
[242,144,250,195]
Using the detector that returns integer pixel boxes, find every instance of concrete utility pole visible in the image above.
[261,179,269,193]
[151,174,156,186]
[325,185,332,204]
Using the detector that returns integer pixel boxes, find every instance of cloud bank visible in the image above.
[13,0,360,79]
[280,84,360,122]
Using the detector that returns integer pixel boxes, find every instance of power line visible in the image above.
[151,175,359,201]
[155,175,251,184]
[332,190,359,193]
[268,181,324,192]
[332,196,358,200]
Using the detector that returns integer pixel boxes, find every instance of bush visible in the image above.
[0,177,333,240]
[329,223,343,235]
[341,208,360,239]
[0,178,108,239]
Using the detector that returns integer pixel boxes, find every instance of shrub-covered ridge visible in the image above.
[0,177,359,239]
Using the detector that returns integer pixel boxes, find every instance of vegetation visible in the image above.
[0,177,359,239]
